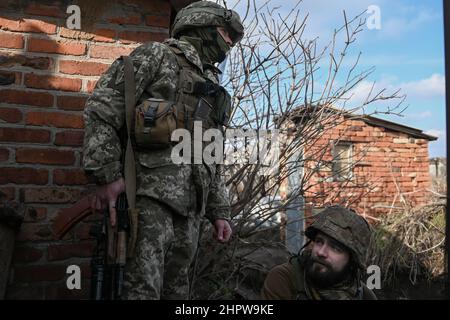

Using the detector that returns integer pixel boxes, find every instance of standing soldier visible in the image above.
[261,206,377,300]
[82,1,244,299]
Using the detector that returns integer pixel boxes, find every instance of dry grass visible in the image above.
[367,201,446,287]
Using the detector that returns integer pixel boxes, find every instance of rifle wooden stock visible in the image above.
[53,195,94,239]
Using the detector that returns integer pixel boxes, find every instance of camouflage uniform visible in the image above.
[82,24,238,299]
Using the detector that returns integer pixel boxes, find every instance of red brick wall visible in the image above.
[0,0,172,299]
[302,117,432,218]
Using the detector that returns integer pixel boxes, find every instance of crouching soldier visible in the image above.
[261,206,377,300]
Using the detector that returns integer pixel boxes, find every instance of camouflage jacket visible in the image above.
[82,38,231,222]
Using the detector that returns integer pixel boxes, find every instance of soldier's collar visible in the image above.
[164,38,203,72]
[203,62,222,75]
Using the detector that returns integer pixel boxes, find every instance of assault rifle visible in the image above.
[53,193,129,300]
[90,193,129,300]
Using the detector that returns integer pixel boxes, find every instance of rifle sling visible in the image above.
[123,55,138,258]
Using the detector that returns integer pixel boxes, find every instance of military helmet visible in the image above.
[305,206,372,270]
[171,1,244,45]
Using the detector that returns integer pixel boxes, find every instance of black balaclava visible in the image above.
[179,27,230,65]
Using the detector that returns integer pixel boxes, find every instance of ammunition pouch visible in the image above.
[133,44,232,150]
[135,98,178,149]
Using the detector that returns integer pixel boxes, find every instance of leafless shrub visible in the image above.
[190,0,406,299]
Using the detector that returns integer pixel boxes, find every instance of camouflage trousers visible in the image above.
[122,196,201,300]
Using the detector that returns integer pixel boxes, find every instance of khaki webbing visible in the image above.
[123,55,138,257]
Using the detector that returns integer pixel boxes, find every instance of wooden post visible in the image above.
[0,206,23,299]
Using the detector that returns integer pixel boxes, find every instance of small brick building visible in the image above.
[284,108,437,220]
[0,0,196,299]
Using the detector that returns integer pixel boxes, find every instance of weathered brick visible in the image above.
[348,136,367,142]
[0,186,15,200]
[0,70,21,85]
[25,3,65,17]
[28,38,86,55]
[25,111,84,129]
[108,13,142,25]
[44,280,90,300]
[57,95,87,111]
[16,224,53,242]
[0,71,14,85]
[355,131,369,137]
[0,127,50,143]
[0,54,51,70]
[24,206,47,222]
[393,138,409,144]
[0,17,56,34]
[14,264,66,282]
[90,45,134,59]
[13,246,44,263]
[47,242,96,261]
[119,30,167,44]
[0,148,9,162]
[0,167,48,185]
[53,169,90,185]
[4,285,45,300]
[16,148,75,165]
[54,130,84,146]
[0,108,22,123]
[86,80,97,93]
[131,0,170,14]
[0,32,24,49]
[349,125,363,132]
[59,60,109,76]
[60,28,116,43]
[145,15,170,28]
[25,73,82,92]
[74,222,96,240]
[0,89,53,107]
[416,176,430,182]
[20,187,84,204]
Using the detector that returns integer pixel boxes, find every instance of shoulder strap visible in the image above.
[122,56,136,210]
[290,257,307,299]
[122,55,138,257]
[167,45,198,70]
[167,45,202,97]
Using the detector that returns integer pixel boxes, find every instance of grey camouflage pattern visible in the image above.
[305,206,372,270]
[171,1,244,44]
[82,38,230,223]
[122,197,201,299]
[82,39,232,299]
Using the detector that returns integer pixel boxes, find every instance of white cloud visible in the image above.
[401,74,445,99]
[342,77,398,109]
[345,73,445,109]
[425,129,445,138]
[407,111,432,119]
[426,129,446,157]
[380,8,441,38]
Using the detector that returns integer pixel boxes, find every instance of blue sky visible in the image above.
[225,0,446,157]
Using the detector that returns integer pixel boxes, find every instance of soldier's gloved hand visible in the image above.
[90,177,125,227]
[213,219,232,243]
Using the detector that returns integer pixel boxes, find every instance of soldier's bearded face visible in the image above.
[306,232,352,287]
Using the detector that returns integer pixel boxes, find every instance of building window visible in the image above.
[332,142,353,181]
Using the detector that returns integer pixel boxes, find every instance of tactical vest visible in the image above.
[134,44,231,149]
